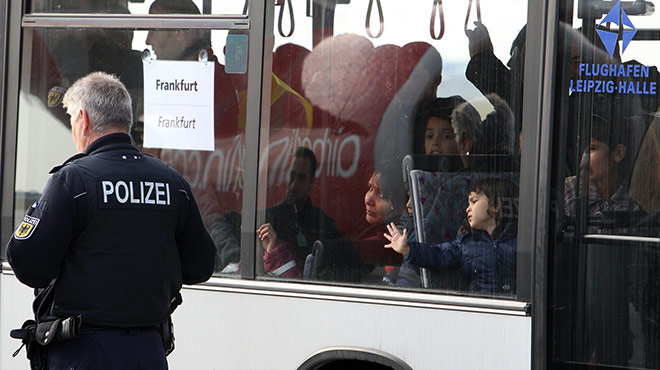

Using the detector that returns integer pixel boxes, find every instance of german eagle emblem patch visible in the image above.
[47,86,66,108]
[14,215,40,240]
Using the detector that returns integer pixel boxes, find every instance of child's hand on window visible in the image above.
[384,222,410,256]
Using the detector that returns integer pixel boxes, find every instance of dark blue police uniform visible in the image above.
[7,133,216,369]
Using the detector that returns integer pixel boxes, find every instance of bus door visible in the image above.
[549,0,660,368]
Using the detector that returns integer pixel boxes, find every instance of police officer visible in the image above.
[7,71,215,369]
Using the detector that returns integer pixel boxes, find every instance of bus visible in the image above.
[1,0,659,368]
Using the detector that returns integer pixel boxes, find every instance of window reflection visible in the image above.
[18,24,246,275]
[18,0,529,297]
[259,0,525,296]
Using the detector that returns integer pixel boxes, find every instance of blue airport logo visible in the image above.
[596,0,637,58]
[569,1,656,96]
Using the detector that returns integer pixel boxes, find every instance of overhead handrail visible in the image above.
[365,0,384,38]
[464,0,482,36]
[277,0,295,38]
[430,0,445,40]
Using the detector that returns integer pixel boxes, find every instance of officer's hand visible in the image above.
[466,21,494,58]
[257,223,277,253]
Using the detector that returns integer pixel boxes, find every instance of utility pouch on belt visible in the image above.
[35,316,82,345]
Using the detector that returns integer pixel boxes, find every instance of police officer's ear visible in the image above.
[80,109,91,136]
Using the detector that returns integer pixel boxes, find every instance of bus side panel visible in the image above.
[1,273,38,370]
[169,287,531,370]
[0,274,531,370]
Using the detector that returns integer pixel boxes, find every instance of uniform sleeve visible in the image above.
[176,185,216,285]
[6,173,76,288]
[406,239,462,270]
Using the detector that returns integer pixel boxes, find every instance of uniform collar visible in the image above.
[50,133,137,174]
[85,133,137,156]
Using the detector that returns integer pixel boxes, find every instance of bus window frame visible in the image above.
[1,0,550,317]
[3,7,266,275]
[252,0,547,304]
[21,13,250,29]
[2,0,23,252]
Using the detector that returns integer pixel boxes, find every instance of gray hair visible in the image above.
[62,72,133,134]
[482,93,515,155]
[451,100,481,145]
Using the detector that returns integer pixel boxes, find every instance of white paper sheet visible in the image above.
[143,60,215,151]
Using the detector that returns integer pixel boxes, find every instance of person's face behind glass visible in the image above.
[587,137,625,190]
[466,191,497,235]
[146,3,197,60]
[286,157,314,208]
[364,173,396,225]
[425,117,459,155]
[146,28,188,60]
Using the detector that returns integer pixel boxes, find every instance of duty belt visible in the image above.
[11,315,82,349]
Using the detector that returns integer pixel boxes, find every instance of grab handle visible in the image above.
[366,0,385,38]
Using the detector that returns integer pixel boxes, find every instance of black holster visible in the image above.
[10,284,82,370]
[159,316,175,356]
[10,316,81,370]
[10,319,44,370]
[160,293,183,356]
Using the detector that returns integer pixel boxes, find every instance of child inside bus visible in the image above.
[384,177,518,294]
[414,96,466,157]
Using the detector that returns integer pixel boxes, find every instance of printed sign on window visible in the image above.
[143,60,215,151]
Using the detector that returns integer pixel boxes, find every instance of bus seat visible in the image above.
[303,239,364,283]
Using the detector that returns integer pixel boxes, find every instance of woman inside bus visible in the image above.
[353,163,408,282]
[563,95,642,220]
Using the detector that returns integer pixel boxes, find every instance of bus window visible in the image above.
[16,16,248,276]
[550,0,660,368]
[256,0,527,299]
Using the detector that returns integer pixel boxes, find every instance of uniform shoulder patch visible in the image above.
[47,86,66,108]
[14,215,40,240]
